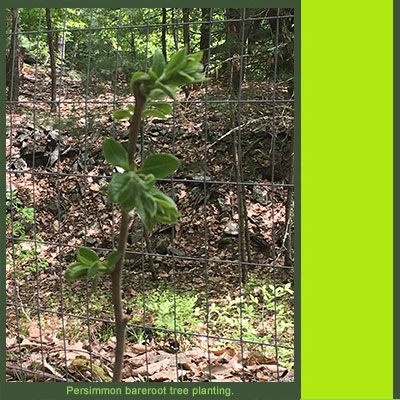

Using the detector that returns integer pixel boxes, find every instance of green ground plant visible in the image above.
[132,287,202,335]
[6,192,48,277]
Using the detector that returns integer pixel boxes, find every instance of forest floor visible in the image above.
[6,63,294,382]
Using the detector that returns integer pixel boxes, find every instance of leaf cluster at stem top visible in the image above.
[113,48,208,121]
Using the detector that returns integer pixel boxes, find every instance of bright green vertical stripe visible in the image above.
[301,1,393,399]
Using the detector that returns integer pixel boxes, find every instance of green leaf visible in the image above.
[151,188,178,210]
[148,89,167,100]
[149,102,173,114]
[129,71,149,93]
[189,62,204,74]
[138,153,180,178]
[142,109,167,119]
[142,216,157,231]
[179,70,196,81]
[148,71,159,82]
[150,188,180,224]
[108,173,127,203]
[183,58,203,71]
[187,51,203,63]
[164,48,187,77]
[103,138,129,170]
[192,73,210,83]
[155,82,178,100]
[108,172,139,212]
[106,251,121,267]
[127,104,135,112]
[113,110,132,120]
[151,49,166,77]
[77,248,99,265]
[163,71,193,86]
[139,174,156,190]
[135,195,158,230]
[87,261,102,278]
[65,263,89,280]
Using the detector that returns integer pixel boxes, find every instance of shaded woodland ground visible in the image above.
[6,8,294,382]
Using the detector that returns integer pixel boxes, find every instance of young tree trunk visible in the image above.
[112,79,146,382]
[45,8,57,112]
[183,8,190,53]
[6,8,20,102]
[161,8,167,60]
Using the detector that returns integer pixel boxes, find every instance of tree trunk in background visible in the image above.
[45,8,57,112]
[161,8,167,60]
[247,16,261,57]
[267,8,294,80]
[183,8,190,53]
[200,9,210,64]
[128,15,137,59]
[223,9,253,91]
[225,8,241,93]
[6,8,20,102]
[70,38,79,65]
[18,46,26,77]
[57,32,65,62]
[171,8,179,51]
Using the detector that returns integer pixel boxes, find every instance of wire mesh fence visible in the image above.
[6,8,294,382]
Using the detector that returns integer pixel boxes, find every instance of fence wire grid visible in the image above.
[6,8,295,383]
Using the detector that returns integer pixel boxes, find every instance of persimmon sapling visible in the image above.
[65,48,208,382]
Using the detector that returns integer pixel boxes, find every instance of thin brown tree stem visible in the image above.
[112,79,146,382]
[127,80,146,161]
[111,212,131,382]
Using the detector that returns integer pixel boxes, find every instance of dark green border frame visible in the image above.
[393,1,399,398]
[1,3,300,400]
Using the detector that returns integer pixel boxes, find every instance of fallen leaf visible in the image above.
[211,348,235,356]
[131,358,170,377]
[211,363,233,378]
[125,343,147,356]
[64,341,90,361]
[151,368,187,381]
[28,322,41,340]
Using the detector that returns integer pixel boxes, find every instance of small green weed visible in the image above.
[6,192,48,276]
[208,277,294,368]
[134,287,202,336]
[6,191,34,239]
